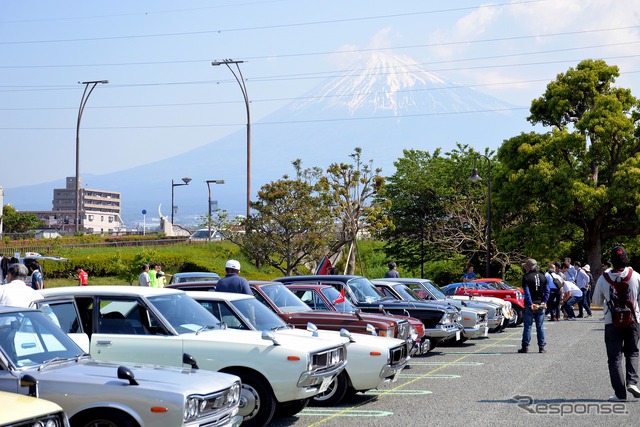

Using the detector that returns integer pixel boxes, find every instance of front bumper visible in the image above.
[297,360,347,397]
[424,323,464,341]
[462,321,489,339]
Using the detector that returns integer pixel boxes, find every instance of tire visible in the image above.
[237,374,276,427]
[71,410,138,427]
[275,398,309,417]
[512,306,523,326]
[311,371,349,406]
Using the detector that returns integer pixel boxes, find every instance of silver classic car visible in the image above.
[38,286,347,427]
[0,306,242,427]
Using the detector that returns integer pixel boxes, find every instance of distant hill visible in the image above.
[6,52,534,226]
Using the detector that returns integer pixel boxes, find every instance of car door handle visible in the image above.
[95,340,113,346]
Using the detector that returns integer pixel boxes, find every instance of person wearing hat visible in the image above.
[592,245,640,401]
[583,264,595,310]
[518,258,549,354]
[574,261,593,318]
[216,260,251,295]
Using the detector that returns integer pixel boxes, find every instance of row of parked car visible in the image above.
[0,273,523,427]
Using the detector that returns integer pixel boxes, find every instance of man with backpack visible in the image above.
[593,246,640,401]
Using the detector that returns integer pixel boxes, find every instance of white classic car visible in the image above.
[38,286,347,427]
[188,290,410,406]
[0,390,69,427]
[0,306,242,427]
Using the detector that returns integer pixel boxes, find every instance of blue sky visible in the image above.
[1,0,639,189]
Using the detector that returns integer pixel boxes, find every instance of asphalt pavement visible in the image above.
[271,310,640,427]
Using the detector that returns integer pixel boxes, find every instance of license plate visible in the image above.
[318,376,333,393]
[456,331,461,341]
[483,326,489,337]
[391,368,402,383]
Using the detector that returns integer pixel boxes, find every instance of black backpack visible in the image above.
[604,268,636,328]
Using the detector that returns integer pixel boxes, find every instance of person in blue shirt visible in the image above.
[216,260,252,295]
[463,265,477,282]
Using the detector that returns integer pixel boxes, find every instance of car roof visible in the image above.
[174,272,220,277]
[275,275,363,281]
[0,305,39,314]
[186,291,252,302]
[41,285,184,298]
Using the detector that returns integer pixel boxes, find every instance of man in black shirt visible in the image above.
[518,259,550,354]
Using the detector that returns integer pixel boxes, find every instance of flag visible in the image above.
[333,288,345,305]
[315,255,333,275]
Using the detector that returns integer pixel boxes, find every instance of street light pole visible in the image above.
[206,180,225,241]
[171,177,192,225]
[468,156,492,278]
[211,59,251,219]
[75,80,108,233]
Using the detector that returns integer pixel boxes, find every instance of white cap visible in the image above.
[226,260,241,270]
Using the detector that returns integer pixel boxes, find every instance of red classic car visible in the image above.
[167,280,427,355]
[284,283,428,353]
[441,282,525,325]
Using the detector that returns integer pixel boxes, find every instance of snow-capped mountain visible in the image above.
[7,52,532,225]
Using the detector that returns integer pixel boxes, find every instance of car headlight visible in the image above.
[409,326,418,341]
[379,327,394,337]
[228,381,241,406]
[184,396,205,421]
[34,418,64,427]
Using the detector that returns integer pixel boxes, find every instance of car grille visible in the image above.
[478,312,486,323]
[389,343,408,365]
[310,345,347,372]
[495,307,503,317]
[396,320,411,340]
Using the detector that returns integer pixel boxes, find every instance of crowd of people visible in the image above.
[137,263,168,287]
[544,257,595,321]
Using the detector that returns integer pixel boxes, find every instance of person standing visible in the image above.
[518,259,549,353]
[575,262,593,318]
[462,265,477,282]
[148,264,158,288]
[545,263,562,321]
[0,263,42,307]
[216,260,251,295]
[563,257,577,282]
[29,261,43,290]
[138,264,151,287]
[384,262,400,278]
[156,264,167,287]
[76,266,88,286]
[592,246,640,401]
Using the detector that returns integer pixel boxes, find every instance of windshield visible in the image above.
[393,284,422,301]
[422,281,447,299]
[147,293,222,334]
[231,298,288,330]
[319,287,357,312]
[0,311,84,368]
[348,278,384,303]
[260,284,312,313]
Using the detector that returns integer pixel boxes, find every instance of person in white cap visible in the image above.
[216,259,251,295]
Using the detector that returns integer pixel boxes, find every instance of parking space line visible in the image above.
[364,390,433,395]
[307,330,521,426]
[409,361,484,366]
[301,410,394,417]
[400,374,461,379]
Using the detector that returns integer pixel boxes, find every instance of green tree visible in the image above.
[323,148,390,275]
[495,59,640,275]
[1,204,44,234]
[225,161,334,275]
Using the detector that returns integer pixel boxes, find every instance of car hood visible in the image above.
[274,328,405,351]
[22,358,238,395]
[360,300,451,313]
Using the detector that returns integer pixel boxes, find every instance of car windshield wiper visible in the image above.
[195,324,217,335]
[39,357,72,371]
[270,325,290,331]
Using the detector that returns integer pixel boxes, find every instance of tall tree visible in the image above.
[494,59,640,276]
[323,148,389,274]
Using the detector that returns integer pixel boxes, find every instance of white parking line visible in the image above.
[301,410,394,417]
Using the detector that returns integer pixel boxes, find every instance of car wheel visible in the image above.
[275,398,310,417]
[312,371,349,406]
[72,410,138,427]
[512,306,523,326]
[237,374,276,427]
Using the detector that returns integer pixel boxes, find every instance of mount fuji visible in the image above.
[8,52,533,225]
